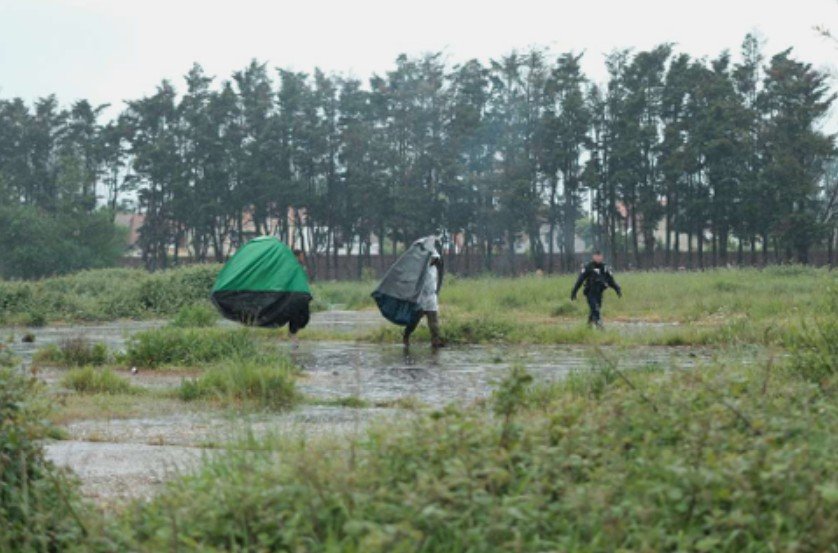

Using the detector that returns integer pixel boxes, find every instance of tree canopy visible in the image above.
[1,35,835,278]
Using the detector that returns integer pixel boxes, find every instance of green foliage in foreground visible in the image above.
[116,360,836,552]
[179,357,297,410]
[125,327,258,368]
[0,370,87,551]
[62,367,141,395]
[1,299,835,551]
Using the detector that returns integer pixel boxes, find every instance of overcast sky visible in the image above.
[1,0,837,115]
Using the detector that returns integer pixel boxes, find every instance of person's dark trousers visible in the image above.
[404,311,442,346]
[586,289,603,326]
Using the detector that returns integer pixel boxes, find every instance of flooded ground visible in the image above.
[290,341,710,406]
[2,311,723,504]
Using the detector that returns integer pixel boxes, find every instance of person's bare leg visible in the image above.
[427,311,442,349]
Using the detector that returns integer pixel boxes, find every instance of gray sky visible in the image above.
[1,0,837,115]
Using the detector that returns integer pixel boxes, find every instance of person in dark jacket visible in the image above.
[570,251,622,328]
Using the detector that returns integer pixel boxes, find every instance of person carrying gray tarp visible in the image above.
[372,236,444,349]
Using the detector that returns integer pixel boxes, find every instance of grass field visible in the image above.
[1,264,834,347]
[0,266,835,551]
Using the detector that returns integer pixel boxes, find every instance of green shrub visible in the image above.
[0,265,221,323]
[126,328,258,368]
[0,369,88,550]
[178,358,296,409]
[33,338,109,367]
[122,361,836,552]
[62,367,141,395]
[24,308,47,327]
[138,265,220,314]
[169,303,218,328]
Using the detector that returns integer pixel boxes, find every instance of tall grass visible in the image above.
[178,357,297,409]
[62,367,142,395]
[1,264,832,347]
[125,327,258,368]
[438,266,831,325]
[784,286,837,386]
[169,303,218,328]
[33,337,110,367]
[0,264,219,324]
[116,356,835,551]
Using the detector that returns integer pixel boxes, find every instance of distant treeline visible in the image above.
[1,34,836,278]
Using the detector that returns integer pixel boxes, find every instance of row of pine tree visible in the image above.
[1,35,836,276]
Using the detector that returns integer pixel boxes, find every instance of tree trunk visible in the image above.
[630,205,640,269]
[686,230,693,269]
[664,195,672,268]
[548,181,557,274]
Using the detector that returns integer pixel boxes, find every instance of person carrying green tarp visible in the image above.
[211,236,312,336]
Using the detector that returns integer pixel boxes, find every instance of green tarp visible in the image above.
[211,237,312,330]
[212,236,310,295]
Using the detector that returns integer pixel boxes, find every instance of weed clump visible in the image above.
[62,367,141,395]
[169,303,218,328]
[126,328,258,368]
[33,338,110,367]
[178,358,296,409]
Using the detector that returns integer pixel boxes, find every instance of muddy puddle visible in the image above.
[3,311,720,504]
[288,341,711,407]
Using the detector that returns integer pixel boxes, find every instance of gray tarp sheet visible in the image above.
[371,236,439,326]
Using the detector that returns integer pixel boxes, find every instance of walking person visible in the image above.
[571,250,622,329]
[403,252,444,349]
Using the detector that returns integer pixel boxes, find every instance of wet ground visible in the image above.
[2,311,718,504]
